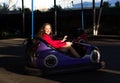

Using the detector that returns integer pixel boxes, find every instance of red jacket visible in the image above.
[42,34,66,48]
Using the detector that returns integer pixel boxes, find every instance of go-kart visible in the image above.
[24,34,105,76]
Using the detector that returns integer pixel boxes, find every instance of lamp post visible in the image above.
[96,0,103,35]
[93,0,103,36]
[81,0,84,30]
[54,0,57,35]
[31,0,34,39]
[93,0,96,36]
[22,0,25,36]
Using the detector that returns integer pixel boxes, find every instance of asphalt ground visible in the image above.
[0,36,120,83]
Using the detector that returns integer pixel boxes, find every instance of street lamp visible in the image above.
[22,0,25,36]
[93,0,103,36]
[54,0,57,35]
[81,0,84,30]
[93,0,96,36]
[31,0,34,39]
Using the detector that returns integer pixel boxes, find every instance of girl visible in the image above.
[37,23,80,58]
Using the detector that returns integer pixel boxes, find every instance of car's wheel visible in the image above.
[44,55,58,68]
[30,52,38,67]
[25,49,38,68]
[90,49,100,63]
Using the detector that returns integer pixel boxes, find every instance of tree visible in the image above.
[115,1,120,7]
[49,5,62,12]
[0,4,2,9]
[0,3,9,14]
[24,8,31,13]
[102,1,110,8]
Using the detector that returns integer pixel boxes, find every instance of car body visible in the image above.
[24,35,105,76]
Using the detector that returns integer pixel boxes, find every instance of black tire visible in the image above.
[90,49,101,63]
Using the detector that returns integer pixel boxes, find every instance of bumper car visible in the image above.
[24,34,105,76]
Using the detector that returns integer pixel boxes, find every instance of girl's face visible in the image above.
[44,24,52,35]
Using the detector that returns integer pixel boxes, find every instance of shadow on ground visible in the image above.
[0,41,27,75]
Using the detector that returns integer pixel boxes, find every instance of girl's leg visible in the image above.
[62,42,80,58]
[69,46,80,58]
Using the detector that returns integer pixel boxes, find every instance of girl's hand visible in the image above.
[66,42,72,46]
[61,35,67,42]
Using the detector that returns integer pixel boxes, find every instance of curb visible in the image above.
[87,35,120,40]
